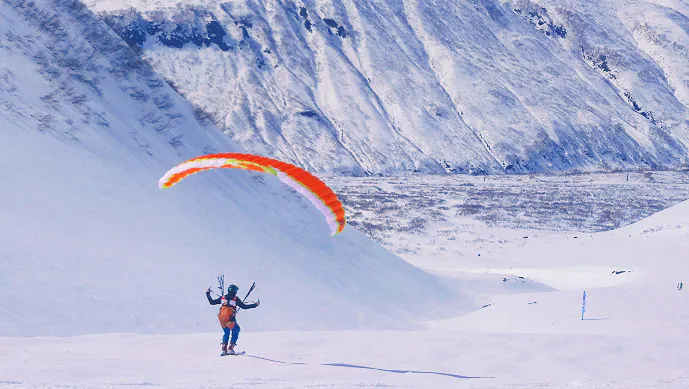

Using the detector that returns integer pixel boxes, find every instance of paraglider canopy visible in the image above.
[159,153,346,235]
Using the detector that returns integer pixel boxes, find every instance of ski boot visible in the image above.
[228,343,237,355]
[220,343,228,356]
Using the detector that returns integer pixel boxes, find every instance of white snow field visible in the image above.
[1,201,688,388]
[2,0,689,388]
[0,0,461,338]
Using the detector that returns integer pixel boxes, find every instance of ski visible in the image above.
[220,351,246,357]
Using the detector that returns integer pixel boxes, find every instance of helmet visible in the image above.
[227,284,239,294]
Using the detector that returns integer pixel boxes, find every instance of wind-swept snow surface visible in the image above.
[87,0,689,174]
[0,0,462,337]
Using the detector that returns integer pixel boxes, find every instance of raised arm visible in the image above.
[236,297,259,310]
[206,289,222,305]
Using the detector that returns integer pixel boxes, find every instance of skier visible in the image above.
[206,284,260,355]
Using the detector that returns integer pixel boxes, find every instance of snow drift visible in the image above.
[0,0,466,337]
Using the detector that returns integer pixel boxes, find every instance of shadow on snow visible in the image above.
[245,355,494,380]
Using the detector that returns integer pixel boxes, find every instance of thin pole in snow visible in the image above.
[581,290,587,320]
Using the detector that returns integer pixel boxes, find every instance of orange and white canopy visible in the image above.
[159,153,346,235]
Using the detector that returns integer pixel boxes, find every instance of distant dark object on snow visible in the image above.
[299,110,318,117]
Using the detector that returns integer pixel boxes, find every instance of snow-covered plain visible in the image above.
[327,171,689,259]
[2,199,688,388]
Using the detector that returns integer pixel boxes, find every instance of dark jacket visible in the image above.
[206,291,258,310]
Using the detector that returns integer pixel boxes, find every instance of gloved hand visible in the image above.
[206,287,211,294]
[256,299,261,307]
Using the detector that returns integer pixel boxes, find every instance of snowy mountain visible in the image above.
[0,0,465,337]
[83,0,689,175]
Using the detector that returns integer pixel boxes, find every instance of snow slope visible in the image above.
[1,200,687,387]
[84,0,689,175]
[616,196,689,236]
[0,0,464,337]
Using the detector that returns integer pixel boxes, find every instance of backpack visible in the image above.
[218,295,238,329]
